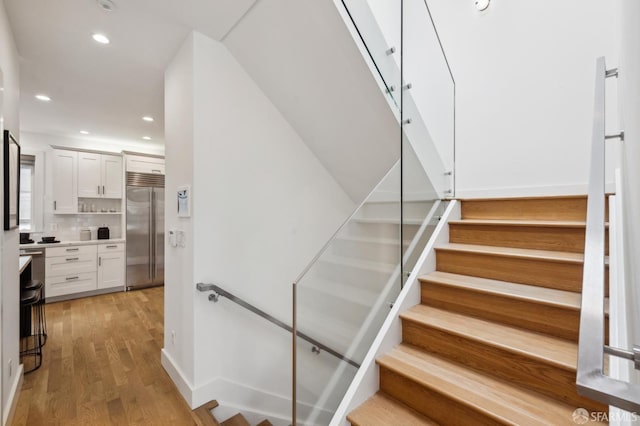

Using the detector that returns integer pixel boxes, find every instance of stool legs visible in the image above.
[20,292,43,374]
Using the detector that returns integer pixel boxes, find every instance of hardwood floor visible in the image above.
[12,287,196,426]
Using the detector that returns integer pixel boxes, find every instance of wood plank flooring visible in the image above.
[12,287,196,426]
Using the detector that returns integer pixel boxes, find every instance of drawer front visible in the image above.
[98,243,125,254]
[46,253,97,277]
[46,244,97,258]
[46,272,97,298]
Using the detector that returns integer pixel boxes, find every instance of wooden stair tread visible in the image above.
[435,242,604,264]
[449,219,590,227]
[420,271,580,307]
[220,413,250,426]
[400,305,576,370]
[348,392,438,426]
[379,344,603,425]
[256,420,273,426]
[192,400,220,426]
[419,271,610,315]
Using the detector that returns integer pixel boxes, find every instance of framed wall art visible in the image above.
[4,130,20,230]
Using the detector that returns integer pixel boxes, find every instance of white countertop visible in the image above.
[20,238,125,249]
[19,255,32,274]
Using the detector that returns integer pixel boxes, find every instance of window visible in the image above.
[19,154,35,231]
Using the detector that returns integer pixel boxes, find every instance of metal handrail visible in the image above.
[576,56,640,413]
[196,283,360,369]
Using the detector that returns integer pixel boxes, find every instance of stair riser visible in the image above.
[331,238,404,264]
[420,281,580,341]
[379,367,506,425]
[315,260,392,290]
[436,250,609,294]
[298,287,371,325]
[401,320,608,413]
[461,197,610,221]
[346,222,420,240]
[360,201,434,219]
[449,224,609,255]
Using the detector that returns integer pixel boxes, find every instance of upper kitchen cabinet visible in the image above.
[52,149,78,213]
[125,154,165,175]
[78,153,123,199]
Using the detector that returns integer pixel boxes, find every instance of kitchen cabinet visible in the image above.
[97,243,125,289]
[51,149,78,213]
[125,154,165,175]
[78,152,123,199]
[45,244,97,297]
[44,242,126,298]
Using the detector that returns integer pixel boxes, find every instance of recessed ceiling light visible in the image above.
[96,0,117,12]
[142,116,154,122]
[35,94,51,102]
[92,33,110,45]
[79,130,90,135]
[475,0,490,11]
[142,136,152,141]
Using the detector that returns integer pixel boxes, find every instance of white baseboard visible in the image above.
[3,364,24,426]
[161,349,195,407]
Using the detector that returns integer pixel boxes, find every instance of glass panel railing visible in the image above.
[340,0,401,109]
[294,154,445,424]
[402,0,455,199]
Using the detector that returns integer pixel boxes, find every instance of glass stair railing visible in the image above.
[293,0,455,424]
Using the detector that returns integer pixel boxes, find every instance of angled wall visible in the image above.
[163,31,355,421]
[223,0,399,203]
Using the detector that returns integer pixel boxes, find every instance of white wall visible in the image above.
[163,32,196,391]
[618,0,640,382]
[163,32,355,419]
[0,1,21,423]
[426,0,619,197]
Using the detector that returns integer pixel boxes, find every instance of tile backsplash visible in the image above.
[42,198,124,241]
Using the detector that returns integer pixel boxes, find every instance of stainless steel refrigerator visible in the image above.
[126,172,164,290]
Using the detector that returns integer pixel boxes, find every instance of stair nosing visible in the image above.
[399,305,576,371]
[378,344,578,424]
[419,271,582,310]
[435,243,601,264]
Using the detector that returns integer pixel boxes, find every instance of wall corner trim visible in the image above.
[3,364,24,426]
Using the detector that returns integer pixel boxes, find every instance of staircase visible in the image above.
[191,400,273,426]
[348,196,610,425]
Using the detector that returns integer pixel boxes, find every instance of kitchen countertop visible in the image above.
[19,255,32,274]
[20,238,126,249]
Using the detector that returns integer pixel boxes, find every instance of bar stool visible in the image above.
[22,280,47,346]
[20,286,43,373]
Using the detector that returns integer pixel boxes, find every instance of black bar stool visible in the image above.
[20,283,44,373]
[22,279,47,346]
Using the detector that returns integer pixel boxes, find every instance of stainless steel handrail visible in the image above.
[576,56,640,413]
[196,282,360,369]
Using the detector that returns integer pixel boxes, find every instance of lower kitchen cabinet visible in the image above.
[98,244,125,289]
[45,242,126,299]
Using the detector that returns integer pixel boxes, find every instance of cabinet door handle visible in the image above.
[65,276,79,281]
[65,257,79,262]
[102,185,105,195]
[106,245,117,248]
[99,256,102,267]
[66,248,79,252]
[98,185,101,195]
[54,201,57,210]
[151,169,161,173]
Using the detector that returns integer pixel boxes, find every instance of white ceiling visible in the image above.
[4,0,255,148]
